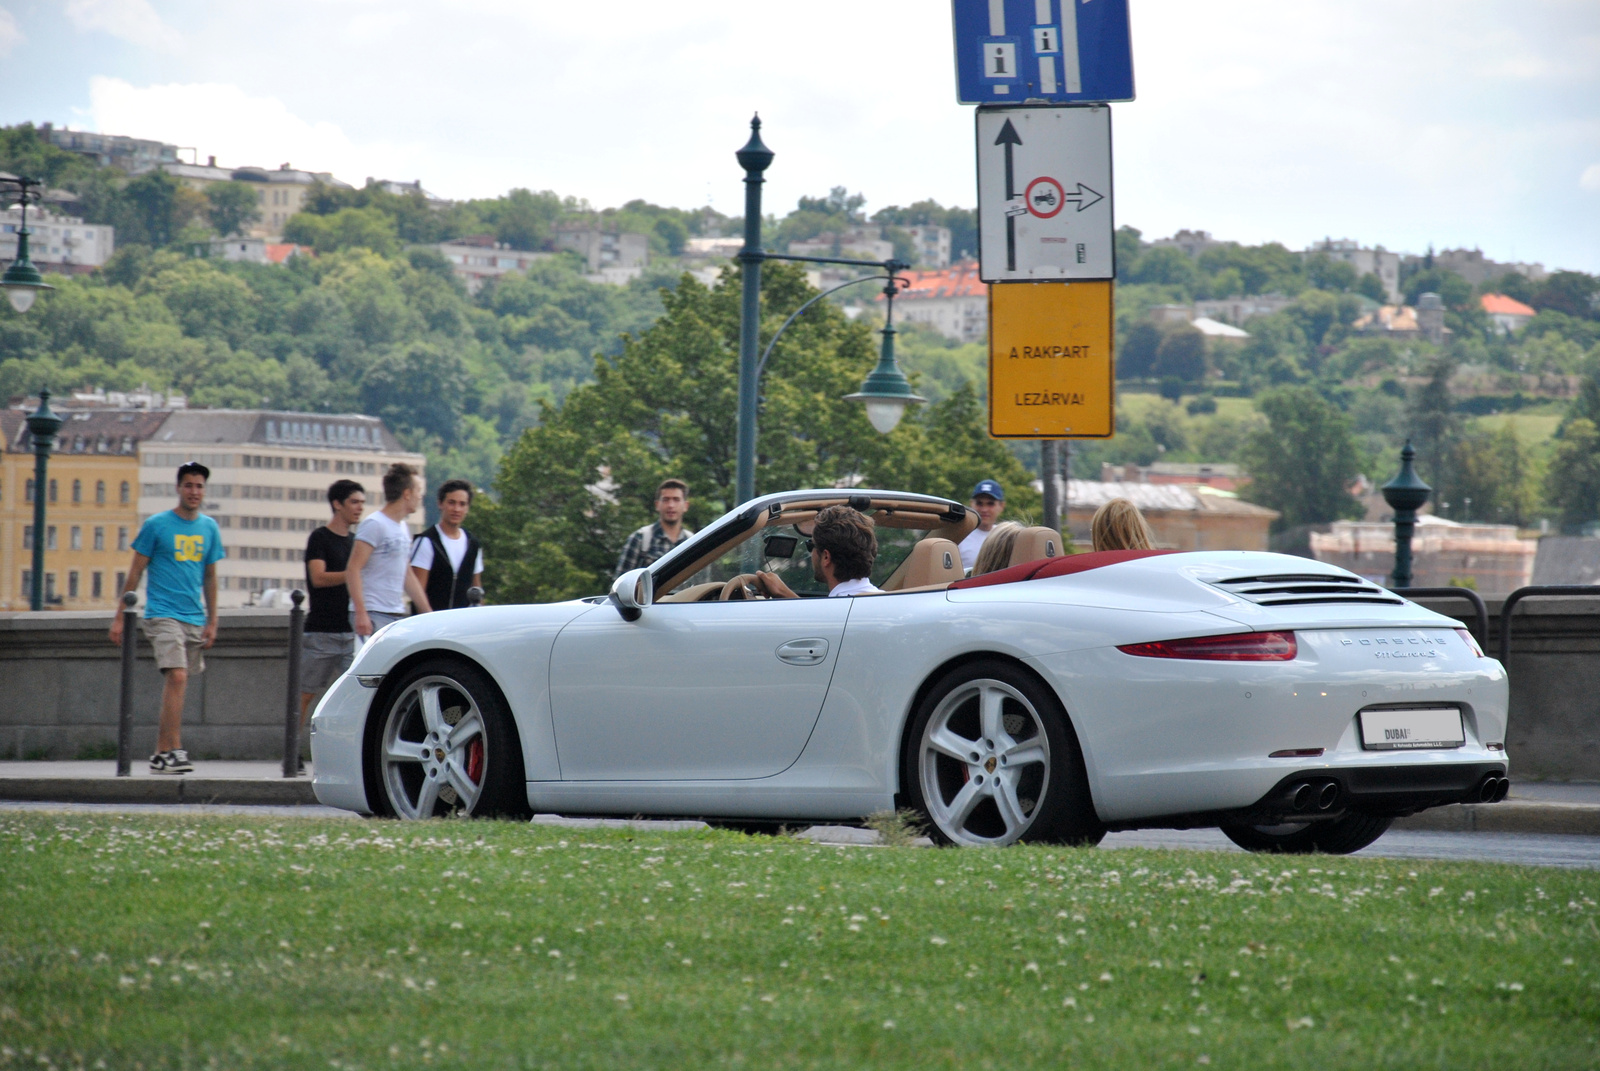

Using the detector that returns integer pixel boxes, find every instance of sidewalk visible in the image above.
[0,762,1595,834]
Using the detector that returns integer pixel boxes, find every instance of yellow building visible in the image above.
[0,409,170,611]
[162,160,354,238]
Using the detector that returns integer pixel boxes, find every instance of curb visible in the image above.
[1391,801,1600,836]
[0,778,317,806]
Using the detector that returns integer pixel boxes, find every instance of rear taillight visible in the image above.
[1455,628,1484,657]
[1118,631,1297,661]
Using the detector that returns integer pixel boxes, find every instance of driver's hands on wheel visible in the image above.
[753,571,799,599]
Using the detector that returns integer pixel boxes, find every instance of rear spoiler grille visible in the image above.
[1212,573,1404,607]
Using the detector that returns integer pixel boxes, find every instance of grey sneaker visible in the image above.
[150,750,193,775]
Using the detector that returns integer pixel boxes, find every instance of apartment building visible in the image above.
[553,226,649,283]
[436,235,553,293]
[163,158,353,238]
[38,124,178,174]
[1,205,116,271]
[0,408,170,611]
[138,411,423,607]
[880,261,988,344]
[1305,238,1402,303]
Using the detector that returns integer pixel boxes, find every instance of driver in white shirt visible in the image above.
[755,505,880,598]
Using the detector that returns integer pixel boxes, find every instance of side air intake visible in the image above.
[1211,574,1404,608]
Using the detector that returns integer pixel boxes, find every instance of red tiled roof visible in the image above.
[265,243,306,264]
[878,260,987,301]
[1480,293,1535,317]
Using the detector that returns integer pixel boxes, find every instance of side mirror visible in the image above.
[610,568,653,621]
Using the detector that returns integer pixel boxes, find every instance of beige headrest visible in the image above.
[883,537,964,591]
[1009,526,1064,568]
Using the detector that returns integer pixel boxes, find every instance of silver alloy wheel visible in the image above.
[380,674,488,820]
[919,677,1051,846]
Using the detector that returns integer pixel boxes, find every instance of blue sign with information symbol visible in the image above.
[951,0,1134,104]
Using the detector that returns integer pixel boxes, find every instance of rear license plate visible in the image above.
[1359,707,1465,751]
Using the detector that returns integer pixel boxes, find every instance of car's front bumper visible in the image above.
[310,672,375,814]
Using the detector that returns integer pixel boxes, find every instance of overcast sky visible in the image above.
[2,0,1597,272]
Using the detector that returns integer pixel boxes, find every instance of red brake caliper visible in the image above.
[466,738,485,784]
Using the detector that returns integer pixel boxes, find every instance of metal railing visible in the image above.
[1393,586,1489,647]
[1496,585,1600,666]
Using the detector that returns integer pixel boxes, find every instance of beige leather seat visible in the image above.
[882,538,964,591]
[1009,526,1064,568]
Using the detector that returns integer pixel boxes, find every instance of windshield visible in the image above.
[694,520,927,596]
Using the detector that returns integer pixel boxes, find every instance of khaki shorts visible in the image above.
[142,617,205,674]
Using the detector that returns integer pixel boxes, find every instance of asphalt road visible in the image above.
[4,801,1599,869]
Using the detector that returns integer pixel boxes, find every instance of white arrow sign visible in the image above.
[976,105,1114,282]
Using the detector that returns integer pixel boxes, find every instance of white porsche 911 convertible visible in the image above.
[310,488,1510,853]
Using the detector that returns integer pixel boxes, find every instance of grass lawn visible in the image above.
[2,813,1597,1070]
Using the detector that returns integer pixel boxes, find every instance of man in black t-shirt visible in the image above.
[299,480,366,762]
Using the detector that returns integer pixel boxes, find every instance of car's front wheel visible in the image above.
[1220,813,1392,855]
[368,659,530,820]
[903,659,1103,848]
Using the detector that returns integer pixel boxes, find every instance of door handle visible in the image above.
[776,638,829,666]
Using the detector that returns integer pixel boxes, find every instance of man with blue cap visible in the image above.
[959,479,1006,572]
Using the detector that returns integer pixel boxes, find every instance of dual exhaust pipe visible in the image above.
[1283,778,1341,813]
[1476,775,1511,804]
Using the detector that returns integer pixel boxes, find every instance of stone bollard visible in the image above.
[467,586,485,607]
[115,591,138,777]
[282,589,306,778]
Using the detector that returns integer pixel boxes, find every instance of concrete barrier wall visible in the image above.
[3,599,1598,780]
[0,610,296,761]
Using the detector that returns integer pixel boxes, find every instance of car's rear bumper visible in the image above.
[1101,761,1509,832]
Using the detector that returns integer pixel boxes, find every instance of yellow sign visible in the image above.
[988,280,1114,439]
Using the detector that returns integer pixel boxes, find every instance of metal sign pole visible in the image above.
[115,591,138,776]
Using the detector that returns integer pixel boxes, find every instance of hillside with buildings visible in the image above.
[3,120,1600,599]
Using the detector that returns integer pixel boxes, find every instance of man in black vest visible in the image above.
[409,479,484,612]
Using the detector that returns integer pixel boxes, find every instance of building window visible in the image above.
[45,573,56,601]
[117,527,129,552]
[25,478,33,503]
[116,571,126,595]
[72,479,82,504]
[68,571,79,599]
[120,481,130,504]
[96,480,106,505]
[92,572,103,599]
[22,526,31,550]
[46,526,57,550]
[49,478,57,503]
[70,526,82,550]
[93,526,105,551]
[20,570,29,595]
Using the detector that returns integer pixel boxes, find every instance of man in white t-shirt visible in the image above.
[409,479,485,611]
[958,479,1006,572]
[754,505,881,598]
[345,462,431,636]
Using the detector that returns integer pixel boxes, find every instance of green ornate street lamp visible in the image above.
[2,175,55,314]
[732,116,926,503]
[843,275,925,434]
[25,389,64,611]
[1382,439,1432,589]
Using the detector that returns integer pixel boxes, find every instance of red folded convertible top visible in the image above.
[949,549,1173,589]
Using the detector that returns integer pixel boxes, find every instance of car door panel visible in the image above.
[548,598,853,780]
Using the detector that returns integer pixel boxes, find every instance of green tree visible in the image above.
[1438,423,1540,526]
[1405,353,1461,488]
[1355,272,1387,302]
[1239,386,1364,529]
[1544,418,1600,532]
[204,181,262,237]
[283,206,400,256]
[1403,268,1473,309]
[1118,321,1162,379]
[1532,270,1600,320]
[474,263,1037,603]
[1153,325,1206,385]
[1123,246,1197,290]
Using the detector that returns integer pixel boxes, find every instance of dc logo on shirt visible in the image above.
[174,535,205,562]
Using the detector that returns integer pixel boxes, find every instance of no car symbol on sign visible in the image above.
[1025,176,1065,219]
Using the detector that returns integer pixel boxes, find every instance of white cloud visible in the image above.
[1582,164,1600,192]
[65,0,179,51]
[0,7,22,57]
[87,77,422,184]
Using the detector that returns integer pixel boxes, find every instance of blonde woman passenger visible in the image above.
[969,521,1025,576]
[1091,498,1155,552]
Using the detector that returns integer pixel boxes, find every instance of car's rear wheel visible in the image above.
[369,659,529,820]
[1220,813,1392,855]
[903,659,1103,848]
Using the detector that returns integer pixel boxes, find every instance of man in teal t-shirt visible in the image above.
[109,462,225,774]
